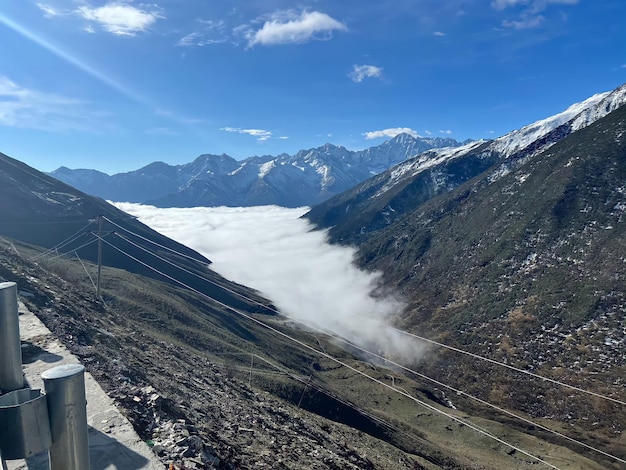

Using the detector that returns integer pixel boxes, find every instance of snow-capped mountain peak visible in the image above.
[50,135,465,208]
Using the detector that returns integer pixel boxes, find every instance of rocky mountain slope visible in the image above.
[307,89,626,467]
[0,235,608,469]
[0,151,272,314]
[50,134,464,208]
[1,147,613,468]
[306,83,626,244]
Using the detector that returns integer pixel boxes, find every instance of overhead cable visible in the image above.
[112,224,625,407]
[95,233,562,470]
[102,216,209,266]
[109,229,626,465]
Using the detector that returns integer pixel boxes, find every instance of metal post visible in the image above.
[248,354,254,387]
[42,364,90,470]
[0,282,24,392]
[96,215,102,299]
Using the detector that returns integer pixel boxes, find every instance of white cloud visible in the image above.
[77,3,162,36]
[502,15,545,28]
[492,0,579,10]
[491,0,528,10]
[245,10,347,47]
[177,19,229,47]
[36,3,69,18]
[115,204,426,364]
[433,31,447,37]
[177,32,228,47]
[363,127,419,140]
[494,0,579,29]
[220,126,272,141]
[0,76,95,132]
[439,129,453,135]
[349,64,383,83]
[424,130,433,135]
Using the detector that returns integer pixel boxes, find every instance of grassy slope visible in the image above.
[0,238,615,469]
[351,102,626,466]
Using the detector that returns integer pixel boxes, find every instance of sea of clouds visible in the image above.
[114,203,426,363]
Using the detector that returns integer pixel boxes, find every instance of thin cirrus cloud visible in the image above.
[349,64,383,83]
[177,32,228,47]
[245,10,347,47]
[114,203,427,364]
[36,3,70,18]
[492,0,579,29]
[492,0,579,10]
[177,19,229,47]
[220,126,273,141]
[363,127,419,139]
[0,75,96,132]
[502,15,545,29]
[36,2,163,36]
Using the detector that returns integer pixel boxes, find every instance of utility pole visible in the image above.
[96,215,103,299]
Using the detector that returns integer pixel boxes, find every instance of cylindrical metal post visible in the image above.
[0,282,24,392]
[42,364,90,470]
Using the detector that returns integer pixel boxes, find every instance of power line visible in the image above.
[102,216,210,266]
[111,223,626,408]
[47,236,99,261]
[356,316,626,407]
[108,228,626,465]
[29,220,94,261]
[318,326,626,464]
[94,233,562,470]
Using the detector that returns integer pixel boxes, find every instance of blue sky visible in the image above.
[0,0,625,174]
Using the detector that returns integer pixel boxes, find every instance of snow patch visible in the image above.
[258,160,275,179]
[374,140,486,198]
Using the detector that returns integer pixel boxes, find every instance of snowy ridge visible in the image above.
[491,84,626,158]
[368,82,626,201]
[490,92,609,157]
[569,83,626,132]
[375,140,487,197]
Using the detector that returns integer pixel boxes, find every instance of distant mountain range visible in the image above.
[50,135,466,207]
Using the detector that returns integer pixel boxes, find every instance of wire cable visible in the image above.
[75,252,97,294]
[29,220,94,261]
[355,316,626,407]
[112,224,626,408]
[95,233,562,470]
[109,229,626,465]
[102,216,209,266]
[46,236,99,261]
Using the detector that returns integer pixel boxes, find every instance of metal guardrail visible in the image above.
[0,280,90,469]
[0,282,24,392]
[42,364,91,470]
[0,388,52,459]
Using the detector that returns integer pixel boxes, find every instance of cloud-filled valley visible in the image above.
[114,203,426,364]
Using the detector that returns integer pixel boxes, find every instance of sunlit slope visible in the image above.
[339,93,626,460]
